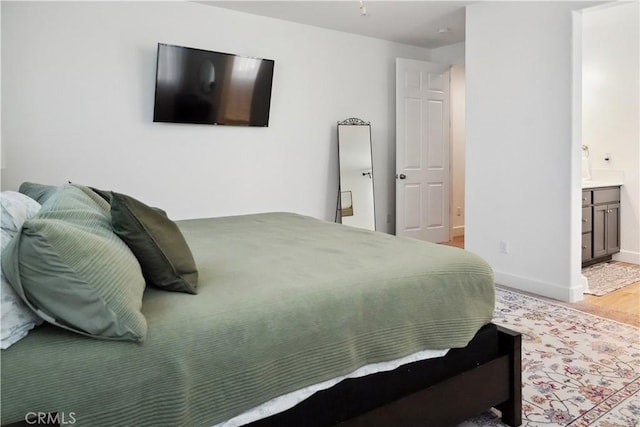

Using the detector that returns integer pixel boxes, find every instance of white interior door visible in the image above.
[396,58,450,243]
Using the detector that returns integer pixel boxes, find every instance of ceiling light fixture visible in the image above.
[359,0,367,16]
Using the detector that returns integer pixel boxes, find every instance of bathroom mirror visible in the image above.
[337,118,375,230]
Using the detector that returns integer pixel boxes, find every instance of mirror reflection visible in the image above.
[337,118,375,230]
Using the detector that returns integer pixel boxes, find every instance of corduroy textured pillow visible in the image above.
[92,189,198,294]
[1,184,147,342]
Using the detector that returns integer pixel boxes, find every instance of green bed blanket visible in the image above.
[1,212,494,426]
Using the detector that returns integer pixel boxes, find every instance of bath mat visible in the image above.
[582,262,640,296]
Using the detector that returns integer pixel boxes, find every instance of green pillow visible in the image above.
[92,189,198,294]
[18,182,58,204]
[1,184,147,342]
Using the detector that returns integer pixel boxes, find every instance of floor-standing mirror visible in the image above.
[337,118,375,230]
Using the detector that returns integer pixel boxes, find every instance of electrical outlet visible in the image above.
[386,214,392,224]
[499,241,509,254]
[457,207,462,216]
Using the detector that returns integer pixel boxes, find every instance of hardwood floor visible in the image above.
[441,236,640,327]
[443,235,464,249]
[577,273,640,327]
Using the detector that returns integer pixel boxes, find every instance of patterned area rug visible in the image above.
[459,288,640,427]
[582,262,640,296]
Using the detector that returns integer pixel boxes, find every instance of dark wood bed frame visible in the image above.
[250,323,522,427]
[5,324,520,427]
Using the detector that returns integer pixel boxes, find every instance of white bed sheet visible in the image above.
[215,348,450,426]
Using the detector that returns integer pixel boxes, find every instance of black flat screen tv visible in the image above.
[153,43,275,127]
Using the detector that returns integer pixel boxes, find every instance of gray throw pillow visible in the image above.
[18,182,58,205]
[1,184,147,342]
[92,189,198,295]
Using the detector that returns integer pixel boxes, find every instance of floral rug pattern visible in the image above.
[460,288,640,427]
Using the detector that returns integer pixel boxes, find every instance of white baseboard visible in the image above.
[494,270,584,303]
[452,225,465,238]
[581,274,589,293]
[613,250,640,265]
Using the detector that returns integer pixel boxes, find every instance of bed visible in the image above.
[1,185,521,427]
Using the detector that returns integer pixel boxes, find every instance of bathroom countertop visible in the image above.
[582,180,624,189]
[582,169,624,189]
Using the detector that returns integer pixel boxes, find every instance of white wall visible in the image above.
[450,65,466,238]
[1,1,431,233]
[465,2,588,302]
[430,42,465,66]
[582,2,639,264]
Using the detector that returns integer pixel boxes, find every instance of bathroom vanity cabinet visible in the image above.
[582,186,620,266]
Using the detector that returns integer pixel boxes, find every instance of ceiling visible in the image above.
[197,1,474,49]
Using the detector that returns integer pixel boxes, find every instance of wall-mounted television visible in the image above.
[153,43,275,127]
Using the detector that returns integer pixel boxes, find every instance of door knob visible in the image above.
[396,174,407,180]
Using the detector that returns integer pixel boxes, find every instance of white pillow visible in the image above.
[1,191,44,349]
